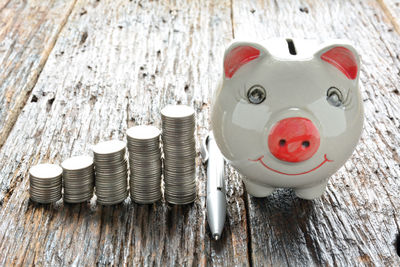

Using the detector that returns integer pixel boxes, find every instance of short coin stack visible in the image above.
[93,140,128,205]
[29,163,62,204]
[127,125,162,204]
[161,105,197,204]
[61,155,94,203]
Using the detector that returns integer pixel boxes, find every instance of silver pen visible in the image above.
[201,132,226,240]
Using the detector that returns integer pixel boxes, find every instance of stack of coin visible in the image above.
[93,140,128,205]
[29,163,62,204]
[61,155,94,203]
[161,105,197,204]
[127,125,162,204]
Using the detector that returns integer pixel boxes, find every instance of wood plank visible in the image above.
[378,0,400,33]
[0,0,250,265]
[232,0,400,265]
[0,0,77,147]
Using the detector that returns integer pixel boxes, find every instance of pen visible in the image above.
[201,132,226,240]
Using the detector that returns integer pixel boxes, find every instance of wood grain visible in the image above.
[232,0,400,265]
[0,0,250,266]
[0,0,77,147]
[378,0,400,33]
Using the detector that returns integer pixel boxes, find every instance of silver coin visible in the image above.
[165,196,196,205]
[131,198,161,205]
[131,187,161,194]
[127,125,160,140]
[29,164,63,179]
[130,166,161,174]
[97,191,127,201]
[30,195,61,204]
[29,192,62,199]
[131,191,161,197]
[161,105,195,118]
[63,171,94,178]
[129,159,162,166]
[131,180,158,186]
[29,189,62,197]
[96,189,127,197]
[164,176,196,184]
[97,198,127,205]
[93,140,126,155]
[64,183,94,189]
[163,167,196,175]
[95,182,127,190]
[61,155,93,170]
[63,192,93,203]
[30,181,62,188]
[131,194,161,201]
[166,193,197,201]
[95,166,127,175]
[64,191,93,200]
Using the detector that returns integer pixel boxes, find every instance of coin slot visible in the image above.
[217,187,222,191]
[286,39,297,55]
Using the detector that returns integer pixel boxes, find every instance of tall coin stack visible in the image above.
[93,140,128,205]
[61,155,94,203]
[127,125,162,204]
[161,105,197,204]
[29,163,62,204]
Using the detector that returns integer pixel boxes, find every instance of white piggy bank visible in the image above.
[211,39,364,199]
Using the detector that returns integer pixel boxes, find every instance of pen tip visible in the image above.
[213,234,220,241]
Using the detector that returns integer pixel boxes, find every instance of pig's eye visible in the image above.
[247,85,266,104]
[326,87,343,107]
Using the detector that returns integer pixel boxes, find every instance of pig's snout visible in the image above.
[268,117,320,163]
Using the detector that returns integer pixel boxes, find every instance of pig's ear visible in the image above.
[315,43,360,80]
[223,42,269,79]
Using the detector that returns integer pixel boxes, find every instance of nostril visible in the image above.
[268,117,320,163]
[302,141,310,148]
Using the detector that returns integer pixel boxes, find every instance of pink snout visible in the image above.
[268,117,320,163]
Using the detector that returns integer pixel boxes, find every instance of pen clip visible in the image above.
[200,133,210,164]
[202,132,225,190]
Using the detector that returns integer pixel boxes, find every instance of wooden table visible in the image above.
[0,0,399,265]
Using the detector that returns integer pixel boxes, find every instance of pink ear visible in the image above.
[320,47,358,80]
[224,46,260,78]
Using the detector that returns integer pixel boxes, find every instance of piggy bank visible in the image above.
[211,39,363,199]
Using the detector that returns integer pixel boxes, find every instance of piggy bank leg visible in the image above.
[294,181,328,200]
[243,178,275,198]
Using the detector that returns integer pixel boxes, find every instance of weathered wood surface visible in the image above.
[0,0,399,266]
[0,0,77,147]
